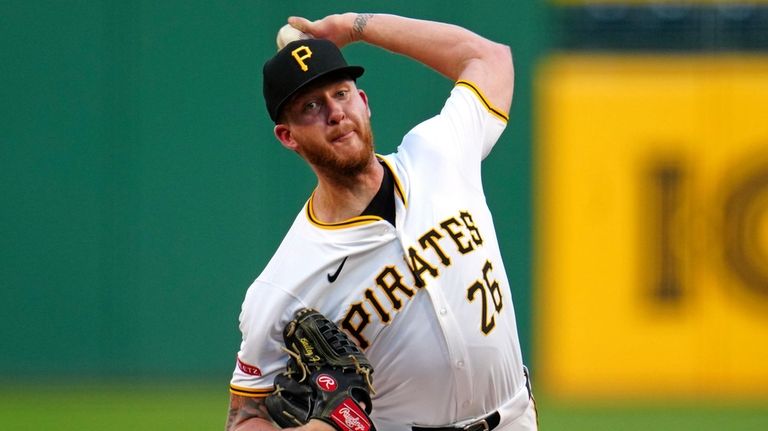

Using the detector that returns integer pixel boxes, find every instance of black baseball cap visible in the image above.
[263,38,365,123]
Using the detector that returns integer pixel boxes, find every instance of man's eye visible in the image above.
[336,90,348,98]
[304,101,319,111]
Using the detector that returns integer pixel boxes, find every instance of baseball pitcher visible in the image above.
[226,12,537,431]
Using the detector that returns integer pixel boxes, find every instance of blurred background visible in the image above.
[1,0,767,429]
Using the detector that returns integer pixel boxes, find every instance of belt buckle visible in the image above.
[462,419,489,431]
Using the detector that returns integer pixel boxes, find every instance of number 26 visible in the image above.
[466,260,504,335]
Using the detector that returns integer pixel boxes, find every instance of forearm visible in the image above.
[290,13,513,112]
[226,394,336,431]
[357,13,514,113]
[360,14,514,112]
[226,394,276,431]
[354,15,494,79]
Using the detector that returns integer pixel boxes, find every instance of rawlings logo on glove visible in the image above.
[266,308,376,431]
[331,399,371,431]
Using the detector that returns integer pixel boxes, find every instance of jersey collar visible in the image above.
[306,154,407,230]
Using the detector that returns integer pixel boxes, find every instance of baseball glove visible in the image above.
[266,308,376,431]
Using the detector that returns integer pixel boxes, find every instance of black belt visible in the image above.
[411,411,501,431]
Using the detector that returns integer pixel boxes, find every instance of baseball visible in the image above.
[276,24,312,50]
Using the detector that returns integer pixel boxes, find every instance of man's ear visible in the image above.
[358,89,371,118]
[274,124,298,151]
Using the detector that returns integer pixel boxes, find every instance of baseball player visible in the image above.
[227,13,537,431]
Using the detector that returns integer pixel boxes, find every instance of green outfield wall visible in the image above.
[1,1,544,379]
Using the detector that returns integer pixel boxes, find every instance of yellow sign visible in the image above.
[535,54,768,398]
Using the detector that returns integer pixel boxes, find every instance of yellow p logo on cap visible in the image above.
[291,46,312,72]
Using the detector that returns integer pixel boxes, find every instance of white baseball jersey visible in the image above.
[231,82,530,431]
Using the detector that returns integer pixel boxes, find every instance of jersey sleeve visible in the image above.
[230,280,298,397]
[394,81,508,192]
[442,80,508,161]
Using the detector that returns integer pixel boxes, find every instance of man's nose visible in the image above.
[326,98,345,124]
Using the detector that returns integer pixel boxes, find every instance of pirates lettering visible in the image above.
[341,209,488,349]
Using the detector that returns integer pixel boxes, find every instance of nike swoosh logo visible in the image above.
[327,257,348,283]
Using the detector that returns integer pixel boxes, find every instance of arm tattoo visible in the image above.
[226,395,271,430]
[353,13,373,35]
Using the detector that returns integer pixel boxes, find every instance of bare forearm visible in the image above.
[354,15,492,78]
[356,13,512,111]
[289,13,513,112]
[226,395,276,431]
[226,395,335,431]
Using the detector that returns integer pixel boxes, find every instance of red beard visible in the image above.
[302,123,376,179]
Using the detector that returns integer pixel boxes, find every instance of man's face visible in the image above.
[274,78,374,178]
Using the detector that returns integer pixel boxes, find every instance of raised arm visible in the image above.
[288,13,514,114]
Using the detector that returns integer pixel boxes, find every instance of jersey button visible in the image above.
[439,308,447,315]
[456,360,465,368]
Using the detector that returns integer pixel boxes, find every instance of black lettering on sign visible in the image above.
[723,161,768,297]
[648,160,686,304]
